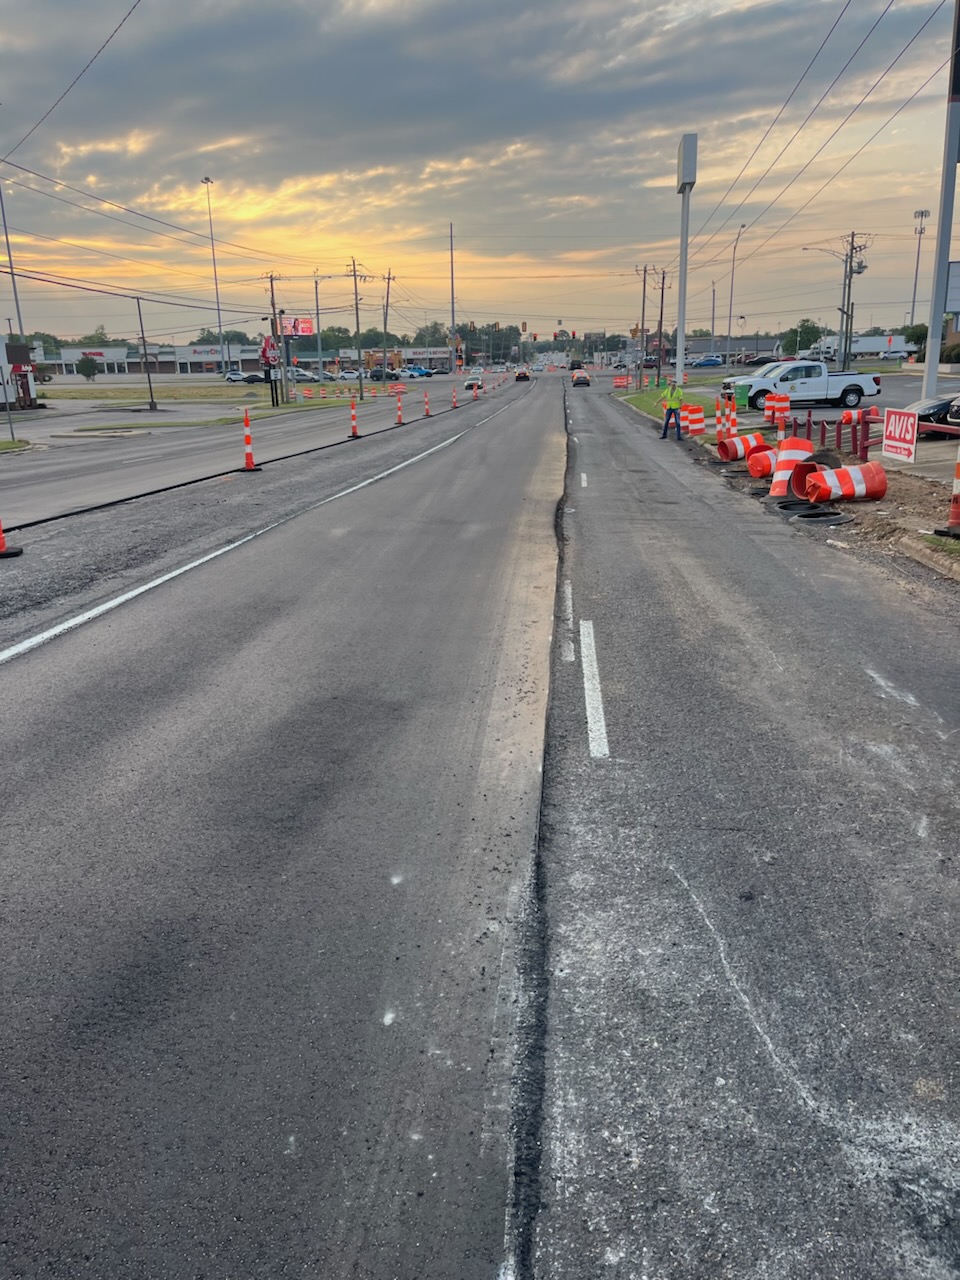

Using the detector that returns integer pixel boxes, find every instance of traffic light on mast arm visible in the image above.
[553,332,558,341]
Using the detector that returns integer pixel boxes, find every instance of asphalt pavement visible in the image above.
[2,371,958,1278]
[0,382,564,1279]
[534,379,960,1277]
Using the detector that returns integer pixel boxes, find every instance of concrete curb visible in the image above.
[897,535,960,583]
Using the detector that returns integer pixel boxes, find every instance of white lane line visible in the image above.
[579,620,609,758]
[561,579,575,662]
[580,472,587,487]
[0,432,468,668]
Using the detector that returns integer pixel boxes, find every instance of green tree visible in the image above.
[26,331,61,357]
[359,327,402,349]
[412,320,450,347]
[901,323,927,348]
[77,324,112,344]
[193,327,252,345]
[779,318,823,356]
[321,326,353,351]
[76,355,99,381]
[689,328,712,338]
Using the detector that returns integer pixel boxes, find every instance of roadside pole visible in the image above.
[675,134,697,391]
[922,0,960,400]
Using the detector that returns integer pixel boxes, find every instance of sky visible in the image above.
[0,0,955,348]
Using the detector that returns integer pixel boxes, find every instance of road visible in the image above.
[1,375,958,1278]
[0,384,563,1279]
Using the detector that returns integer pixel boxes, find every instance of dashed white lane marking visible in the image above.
[561,579,575,662]
[0,430,475,668]
[579,620,609,758]
[580,472,587,487]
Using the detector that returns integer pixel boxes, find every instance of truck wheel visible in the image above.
[750,391,767,411]
[840,387,862,408]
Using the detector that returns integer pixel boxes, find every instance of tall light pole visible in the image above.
[201,177,226,375]
[910,209,930,326]
[725,224,746,366]
[675,133,697,389]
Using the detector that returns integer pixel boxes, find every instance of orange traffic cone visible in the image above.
[242,409,261,472]
[0,513,23,558]
[452,387,458,409]
[935,443,960,537]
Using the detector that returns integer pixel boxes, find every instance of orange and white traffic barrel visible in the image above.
[805,461,887,503]
[716,431,767,462]
[687,404,706,435]
[747,448,778,478]
[769,436,814,498]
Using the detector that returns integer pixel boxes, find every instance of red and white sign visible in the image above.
[882,407,918,464]
[261,336,281,366]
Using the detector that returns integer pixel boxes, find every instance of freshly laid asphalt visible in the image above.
[1,373,958,1278]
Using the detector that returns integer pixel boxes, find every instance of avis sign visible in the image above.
[882,407,918,464]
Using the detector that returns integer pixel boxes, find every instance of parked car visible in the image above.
[571,372,590,387]
[690,354,723,367]
[906,396,960,437]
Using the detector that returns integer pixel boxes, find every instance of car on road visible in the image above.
[690,354,723,367]
[642,355,658,368]
[337,369,359,380]
[464,374,484,391]
[239,372,265,383]
[515,368,530,381]
[286,367,317,382]
[571,372,590,387]
[368,367,400,381]
[531,364,545,372]
[431,366,450,375]
[224,370,247,382]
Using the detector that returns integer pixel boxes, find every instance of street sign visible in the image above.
[882,407,919,464]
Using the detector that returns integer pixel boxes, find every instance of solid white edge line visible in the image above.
[561,579,575,662]
[0,430,470,668]
[579,620,609,758]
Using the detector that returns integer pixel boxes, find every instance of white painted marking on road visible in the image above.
[917,815,930,838]
[390,873,404,885]
[0,431,470,668]
[865,668,920,707]
[382,1008,397,1026]
[284,1135,297,1157]
[580,472,587,487]
[560,580,575,662]
[579,621,609,758]
[668,864,817,1112]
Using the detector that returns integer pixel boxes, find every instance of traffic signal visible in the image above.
[521,321,527,332]
[553,332,558,341]
[532,333,537,341]
[571,330,576,339]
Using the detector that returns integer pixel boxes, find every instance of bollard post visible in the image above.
[424,389,430,417]
[396,395,403,426]
[242,408,261,472]
[350,398,359,439]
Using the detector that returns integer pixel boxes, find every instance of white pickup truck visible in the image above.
[721,360,881,411]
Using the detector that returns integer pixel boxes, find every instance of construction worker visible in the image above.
[660,377,684,440]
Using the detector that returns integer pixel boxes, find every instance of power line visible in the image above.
[685,0,855,257]
[1,0,146,164]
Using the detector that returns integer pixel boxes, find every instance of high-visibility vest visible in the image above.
[665,384,683,408]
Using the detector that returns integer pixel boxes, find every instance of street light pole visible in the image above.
[725,224,746,366]
[135,297,157,411]
[201,177,226,376]
[911,209,930,326]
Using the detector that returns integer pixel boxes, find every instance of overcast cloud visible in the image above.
[0,0,953,343]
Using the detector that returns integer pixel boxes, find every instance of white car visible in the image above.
[224,370,246,383]
[464,375,484,391]
[337,369,359,380]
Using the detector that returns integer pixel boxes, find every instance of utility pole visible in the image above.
[710,282,716,353]
[0,181,25,340]
[135,297,157,411]
[268,273,286,408]
[922,0,960,399]
[911,210,931,326]
[321,268,330,373]
[675,133,697,390]
[639,265,648,372]
[656,268,666,387]
[449,223,456,374]
[351,257,364,401]
[382,267,393,381]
